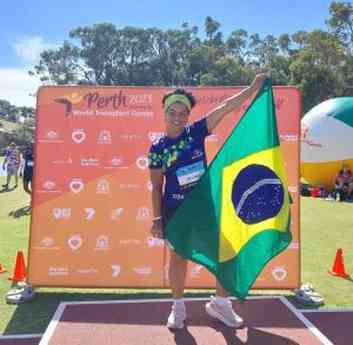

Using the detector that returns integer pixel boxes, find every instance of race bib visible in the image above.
[27,161,34,167]
[176,161,205,187]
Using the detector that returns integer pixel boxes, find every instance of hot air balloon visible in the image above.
[301,97,353,189]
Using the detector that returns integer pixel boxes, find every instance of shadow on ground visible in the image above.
[8,205,31,218]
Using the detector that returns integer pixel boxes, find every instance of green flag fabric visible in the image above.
[165,80,292,299]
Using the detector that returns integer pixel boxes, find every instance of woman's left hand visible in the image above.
[251,73,268,89]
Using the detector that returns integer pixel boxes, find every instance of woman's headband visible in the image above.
[164,94,192,112]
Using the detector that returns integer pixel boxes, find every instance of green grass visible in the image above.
[0,174,353,335]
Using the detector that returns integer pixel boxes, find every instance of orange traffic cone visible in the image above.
[8,251,26,283]
[328,248,349,278]
[0,264,6,273]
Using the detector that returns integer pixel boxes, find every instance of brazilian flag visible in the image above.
[165,80,292,299]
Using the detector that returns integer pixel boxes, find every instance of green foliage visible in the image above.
[28,2,353,113]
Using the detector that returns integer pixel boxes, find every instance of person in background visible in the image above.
[334,163,353,201]
[2,142,21,190]
[21,142,34,195]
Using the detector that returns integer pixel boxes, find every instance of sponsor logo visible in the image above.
[96,179,110,194]
[111,156,123,166]
[84,208,95,220]
[97,130,112,144]
[119,239,141,245]
[119,183,140,190]
[76,268,99,275]
[280,134,298,142]
[120,134,143,140]
[72,129,86,144]
[133,267,152,275]
[43,180,56,191]
[69,178,84,193]
[136,156,148,170]
[272,266,288,281]
[81,158,100,166]
[146,236,164,248]
[136,207,150,221]
[111,208,123,220]
[55,92,85,116]
[46,130,59,140]
[111,265,121,277]
[34,237,60,251]
[190,265,203,278]
[301,124,322,147]
[95,235,110,251]
[52,157,73,165]
[38,130,63,143]
[49,267,69,276]
[68,234,83,251]
[41,237,55,247]
[148,132,164,143]
[52,208,71,220]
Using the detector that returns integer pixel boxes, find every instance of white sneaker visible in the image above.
[205,296,244,328]
[167,304,186,329]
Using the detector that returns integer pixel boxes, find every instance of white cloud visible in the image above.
[14,36,57,64]
[0,68,40,107]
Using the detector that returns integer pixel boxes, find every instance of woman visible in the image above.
[2,142,21,190]
[148,74,267,330]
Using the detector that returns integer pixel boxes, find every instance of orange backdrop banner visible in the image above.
[28,86,300,289]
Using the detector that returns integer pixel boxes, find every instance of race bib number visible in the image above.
[176,161,205,187]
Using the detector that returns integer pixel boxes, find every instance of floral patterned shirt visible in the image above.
[148,118,211,208]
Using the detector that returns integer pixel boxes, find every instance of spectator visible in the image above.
[334,163,353,201]
[21,142,34,195]
[2,142,21,190]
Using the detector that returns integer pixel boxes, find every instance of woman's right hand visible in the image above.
[151,219,163,239]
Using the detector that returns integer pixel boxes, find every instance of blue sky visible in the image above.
[0,0,334,106]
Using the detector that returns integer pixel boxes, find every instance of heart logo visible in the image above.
[68,235,82,251]
[136,156,148,170]
[72,129,86,144]
[272,266,287,281]
[69,179,84,193]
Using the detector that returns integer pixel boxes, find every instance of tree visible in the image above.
[327,1,353,50]
[30,42,82,84]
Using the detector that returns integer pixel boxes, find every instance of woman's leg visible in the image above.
[215,280,229,297]
[167,249,188,329]
[169,249,188,298]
